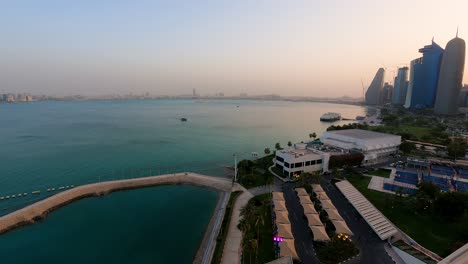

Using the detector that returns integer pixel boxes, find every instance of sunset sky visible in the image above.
[1,0,468,97]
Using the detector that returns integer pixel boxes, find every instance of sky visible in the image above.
[1,0,468,97]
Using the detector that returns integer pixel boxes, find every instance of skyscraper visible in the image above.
[365,68,385,105]
[404,40,444,109]
[434,35,466,115]
[381,82,393,104]
[392,67,409,105]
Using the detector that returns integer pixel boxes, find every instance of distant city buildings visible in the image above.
[392,67,408,105]
[0,93,35,103]
[366,33,466,115]
[365,68,385,105]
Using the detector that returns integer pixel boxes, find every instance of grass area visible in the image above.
[346,173,468,257]
[237,155,275,189]
[393,241,437,264]
[240,194,275,264]
[368,124,449,145]
[315,235,359,264]
[211,191,242,264]
[366,168,391,178]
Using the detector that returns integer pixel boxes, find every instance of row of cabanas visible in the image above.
[295,187,330,242]
[311,184,353,236]
[272,192,299,260]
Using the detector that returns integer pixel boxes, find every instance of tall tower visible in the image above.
[392,67,409,105]
[365,68,385,105]
[434,34,466,115]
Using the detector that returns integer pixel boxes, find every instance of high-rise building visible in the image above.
[365,68,385,105]
[434,35,466,115]
[381,82,393,104]
[404,40,444,109]
[392,67,409,105]
[458,85,468,107]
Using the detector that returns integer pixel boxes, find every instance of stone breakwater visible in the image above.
[0,172,233,235]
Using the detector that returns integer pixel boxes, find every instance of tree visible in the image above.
[287,141,292,147]
[434,192,467,219]
[275,142,282,150]
[309,132,317,139]
[264,147,271,155]
[399,141,416,154]
[447,137,467,160]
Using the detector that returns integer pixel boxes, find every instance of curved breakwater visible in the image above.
[0,173,232,235]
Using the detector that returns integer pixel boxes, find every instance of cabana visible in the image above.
[319,199,335,209]
[310,225,330,241]
[295,188,309,197]
[279,239,300,260]
[302,203,318,214]
[275,211,290,225]
[273,192,285,201]
[305,213,323,226]
[331,220,353,235]
[311,184,325,193]
[273,200,287,211]
[299,195,313,205]
[277,224,294,239]
[324,208,344,221]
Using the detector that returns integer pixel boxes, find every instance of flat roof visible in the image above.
[439,243,468,264]
[335,180,398,240]
[325,129,400,140]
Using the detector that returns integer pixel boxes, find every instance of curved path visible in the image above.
[0,172,232,235]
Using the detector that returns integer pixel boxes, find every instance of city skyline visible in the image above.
[2,1,468,97]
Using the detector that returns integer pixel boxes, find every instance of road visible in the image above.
[282,182,321,264]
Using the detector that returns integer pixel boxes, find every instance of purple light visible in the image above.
[273,236,284,242]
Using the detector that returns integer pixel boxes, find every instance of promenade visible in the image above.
[0,172,232,235]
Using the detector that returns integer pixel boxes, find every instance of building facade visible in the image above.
[392,67,409,105]
[365,68,385,105]
[405,41,444,109]
[434,36,466,115]
[321,129,401,165]
[274,143,325,178]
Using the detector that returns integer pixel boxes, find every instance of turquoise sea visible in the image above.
[0,99,368,263]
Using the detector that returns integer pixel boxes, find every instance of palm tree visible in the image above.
[309,132,317,139]
[275,142,281,150]
[248,239,258,264]
[287,141,292,147]
[264,147,271,155]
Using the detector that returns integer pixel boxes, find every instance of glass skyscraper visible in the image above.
[405,40,444,109]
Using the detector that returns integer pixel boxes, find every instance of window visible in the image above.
[310,160,316,165]
[276,156,284,162]
[284,162,290,168]
[317,159,322,164]
[295,162,302,168]
[305,161,311,166]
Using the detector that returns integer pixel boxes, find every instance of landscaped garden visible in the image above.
[237,155,275,189]
[238,194,275,264]
[365,168,391,178]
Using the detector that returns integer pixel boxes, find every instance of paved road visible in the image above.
[320,176,395,264]
[282,182,321,264]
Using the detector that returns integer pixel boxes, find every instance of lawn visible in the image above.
[346,173,468,257]
[211,191,242,264]
[366,168,391,178]
[241,194,275,264]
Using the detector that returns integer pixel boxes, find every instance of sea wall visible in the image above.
[0,172,233,235]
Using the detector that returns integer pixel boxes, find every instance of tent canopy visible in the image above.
[275,211,290,225]
[295,188,309,197]
[305,213,323,226]
[299,196,313,205]
[310,225,330,241]
[331,220,353,235]
[277,224,294,239]
[325,208,344,221]
[320,199,336,209]
[302,203,318,214]
[279,239,300,260]
[316,192,330,201]
[311,184,325,193]
[273,192,285,201]
[274,200,287,211]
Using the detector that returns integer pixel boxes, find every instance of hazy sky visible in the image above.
[1,1,468,97]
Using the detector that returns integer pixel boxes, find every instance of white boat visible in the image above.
[320,112,341,122]
[32,191,40,194]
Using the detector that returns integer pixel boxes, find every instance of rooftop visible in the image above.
[325,129,400,140]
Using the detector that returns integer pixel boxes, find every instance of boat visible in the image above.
[32,191,40,194]
[180,118,188,122]
[320,112,341,122]
[356,115,366,121]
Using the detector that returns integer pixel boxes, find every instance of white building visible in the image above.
[321,129,401,165]
[274,143,327,178]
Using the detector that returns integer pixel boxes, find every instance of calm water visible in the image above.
[0,99,368,263]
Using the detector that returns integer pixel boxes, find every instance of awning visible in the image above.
[305,213,323,226]
[324,208,343,221]
[295,188,309,197]
[273,192,285,201]
[277,224,294,239]
[310,225,330,241]
[275,211,290,224]
[302,203,318,214]
[331,220,353,235]
[279,239,300,260]
[299,196,313,204]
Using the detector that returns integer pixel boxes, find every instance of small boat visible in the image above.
[23,193,27,196]
[47,189,51,192]
[180,118,188,122]
[17,194,22,197]
[0,197,4,200]
[65,186,70,188]
[320,112,341,122]
[70,185,75,188]
[51,188,55,191]
[32,191,41,194]
[11,195,16,198]
[6,196,10,199]
[59,186,64,190]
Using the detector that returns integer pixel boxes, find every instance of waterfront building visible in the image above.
[321,129,401,165]
[365,68,385,105]
[435,35,466,115]
[274,143,325,178]
[381,82,393,104]
[405,40,444,109]
[392,67,409,105]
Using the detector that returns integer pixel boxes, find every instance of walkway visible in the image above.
[220,184,272,264]
[0,172,232,234]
